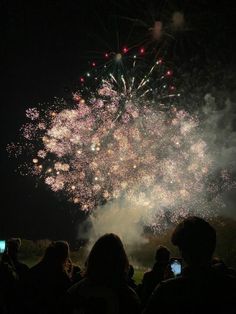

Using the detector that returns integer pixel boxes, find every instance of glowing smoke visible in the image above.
[79,91,235,246]
[201,93,236,219]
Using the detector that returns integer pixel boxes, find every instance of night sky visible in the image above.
[1,0,235,241]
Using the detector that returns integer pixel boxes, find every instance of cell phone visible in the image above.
[170,258,182,276]
[0,240,6,253]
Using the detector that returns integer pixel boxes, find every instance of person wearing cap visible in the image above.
[143,217,236,314]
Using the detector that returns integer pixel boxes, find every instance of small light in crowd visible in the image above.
[166,70,173,76]
[140,47,145,54]
[123,47,128,53]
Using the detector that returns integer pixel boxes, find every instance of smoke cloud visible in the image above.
[83,92,236,248]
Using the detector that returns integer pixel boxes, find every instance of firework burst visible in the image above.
[7,48,232,230]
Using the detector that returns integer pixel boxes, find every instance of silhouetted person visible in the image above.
[127,264,138,291]
[66,233,141,314]
[1,238,29,279]
[139,246,172,306]
[0,238,29,313]
[24,241,71,314]
[144,216,236,314]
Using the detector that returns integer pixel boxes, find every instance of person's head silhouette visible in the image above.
[6,238,21,259]
[155,246,170,265]
[171,216,216,268]
[86,233,129,286]
[52,241,70,264]
[41,240,70,270]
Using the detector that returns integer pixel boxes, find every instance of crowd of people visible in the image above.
[0,216,236,314]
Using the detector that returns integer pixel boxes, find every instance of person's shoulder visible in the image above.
[153,275,186,294]
[29,262,40,272]
[213,268,236,287]
[157,269,236,293]
[57,270,71,287]
[68,277,89,294]
[227,267,236,278]
[17,261,29,270]
[28,262,46,278]
[117,284,141,312]
[120,283,139,297]
[143,270,152,280]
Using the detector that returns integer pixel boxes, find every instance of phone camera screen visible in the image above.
[171,260,181,276]
[0,240,6,253]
